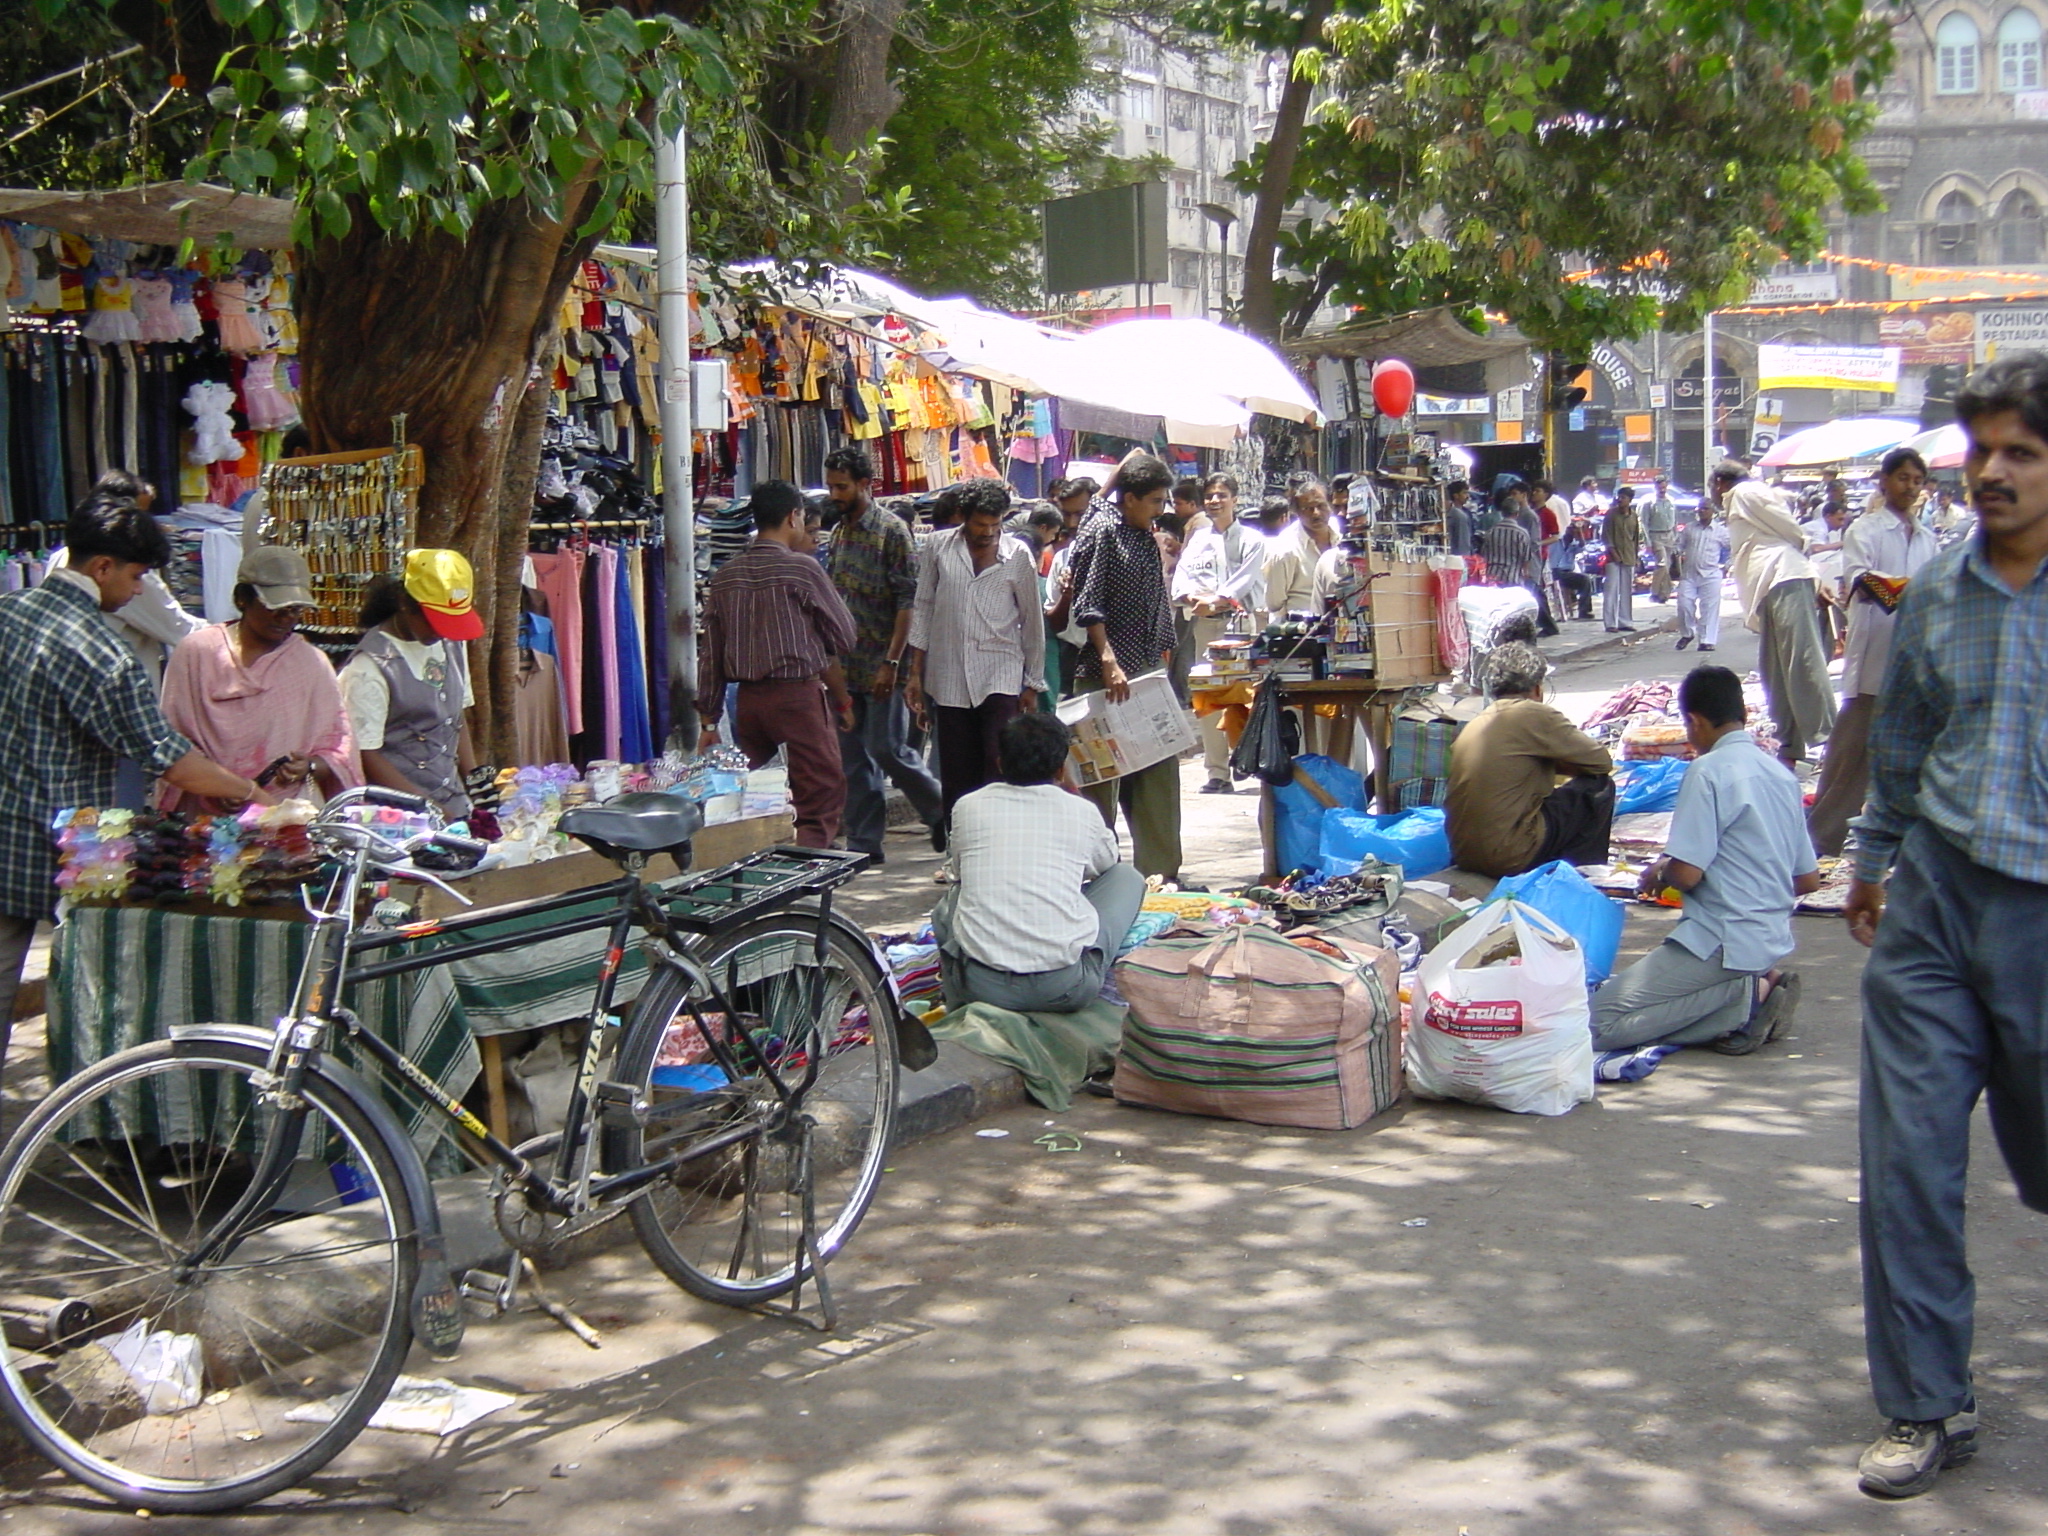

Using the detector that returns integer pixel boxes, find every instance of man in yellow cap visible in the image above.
[340,550,482,817]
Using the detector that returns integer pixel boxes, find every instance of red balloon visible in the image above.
[1372,358,1416,418]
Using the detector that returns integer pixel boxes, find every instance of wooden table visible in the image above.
[1256,677,1447,879]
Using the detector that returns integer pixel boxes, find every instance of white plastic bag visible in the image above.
[1405,899,1595,1116]
[99,1321,205,1414]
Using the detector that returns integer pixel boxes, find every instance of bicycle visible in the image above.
[0,786,929,1512]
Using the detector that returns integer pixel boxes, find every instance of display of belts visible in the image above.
[253,420,422,641]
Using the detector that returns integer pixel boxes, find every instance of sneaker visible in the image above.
[1858,1402,1978,1498]
[1199,780,1235,795]
[1698,644,1716,651]
[1711,971,1801,1055]
[1675,636,1693,650]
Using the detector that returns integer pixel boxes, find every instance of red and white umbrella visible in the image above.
[1756,417,1921,468]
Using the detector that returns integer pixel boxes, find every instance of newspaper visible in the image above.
[1056,671,1196,786]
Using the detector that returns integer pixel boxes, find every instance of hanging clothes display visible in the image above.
[2,223,302,627]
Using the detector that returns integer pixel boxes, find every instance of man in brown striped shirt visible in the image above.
[698,482,858,848]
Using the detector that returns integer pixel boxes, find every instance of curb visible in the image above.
[1542,613,1679,668]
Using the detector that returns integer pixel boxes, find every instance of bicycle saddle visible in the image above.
[560,792,705,857]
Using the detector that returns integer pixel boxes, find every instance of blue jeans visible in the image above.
[838,688,942,855]
[1861,822,2048,1422]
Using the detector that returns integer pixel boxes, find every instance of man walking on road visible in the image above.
[1067,454,1183,879]
[1807,447,1940,857]
[1719,460,1836,767]
[822,445,945,860]
[1844,352,2048,1499]
[697,482,857,850]
[1643,475,1679,602]
[904,479,1047,834]
[1672,499,1728,652]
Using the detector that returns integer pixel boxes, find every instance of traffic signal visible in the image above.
[1922,363,1963,425]
[1547,364,1590,413]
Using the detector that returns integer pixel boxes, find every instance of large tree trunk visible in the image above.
[823,0,907,161]
[1240,1,1335,343]
[294,191,598,763]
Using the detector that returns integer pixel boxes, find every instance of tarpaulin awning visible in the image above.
[0,181,296,249]
[1853,421,1967,470]
[1280,306,1533,398]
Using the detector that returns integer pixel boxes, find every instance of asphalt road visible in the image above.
[12,602,2048,1535]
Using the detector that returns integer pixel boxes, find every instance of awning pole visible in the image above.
[655,112,698,753]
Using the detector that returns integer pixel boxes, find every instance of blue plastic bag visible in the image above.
[1613,757,1689,815]
[1270,754,1368,875]
[1487,859,1625,985]
[1320,806,1451,881]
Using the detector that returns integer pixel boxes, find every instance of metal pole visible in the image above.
[1702,310,1716,480]
[655,113,698,754]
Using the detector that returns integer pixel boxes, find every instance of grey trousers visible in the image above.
[1806,693,1874,858]
[839,688,943,855]
[1757,578,1837,763]
[1590,938,1758,1051]
[1602,563,1634,628]
[934,863,1149,1013]
[0,914,36,1069]
[1189,615,1233,783]
[1861,823,2048,1423]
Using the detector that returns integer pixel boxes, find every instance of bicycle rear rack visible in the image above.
[653,846,869,936]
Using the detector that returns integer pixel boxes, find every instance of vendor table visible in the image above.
[47,812,795,1149]
[1256,678,1447,879]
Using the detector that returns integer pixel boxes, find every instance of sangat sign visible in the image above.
[1755,344,1900,393]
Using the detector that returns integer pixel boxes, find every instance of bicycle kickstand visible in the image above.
[758,1114,838,1333]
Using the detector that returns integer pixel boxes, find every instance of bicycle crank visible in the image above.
[490,1133,633,1265]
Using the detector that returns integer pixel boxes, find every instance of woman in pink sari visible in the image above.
[160,546,362,811]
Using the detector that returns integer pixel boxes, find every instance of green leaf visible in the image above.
[346,14,390,69]
[280,0,321,35]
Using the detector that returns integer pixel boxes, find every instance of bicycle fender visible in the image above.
[167,1024,466,1359]
[820,908,938,1072]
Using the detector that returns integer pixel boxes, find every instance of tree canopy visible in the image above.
[1179,0,1894,353]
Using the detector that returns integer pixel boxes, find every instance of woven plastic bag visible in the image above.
[1406,900,1595,1116]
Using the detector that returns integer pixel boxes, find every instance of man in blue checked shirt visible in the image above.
[1845,351,2048,1499]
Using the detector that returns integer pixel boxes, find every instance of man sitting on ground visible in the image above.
[931,713,1147,1014]
[1590,665,1819,1056]
[1445,619,1615,877]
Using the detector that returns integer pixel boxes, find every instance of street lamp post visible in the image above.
[1197,202,1237,323]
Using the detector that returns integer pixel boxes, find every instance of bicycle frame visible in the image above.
[261,835,859,1228]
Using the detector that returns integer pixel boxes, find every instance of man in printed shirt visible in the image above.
[0,491,267,1063]
[1807,446,1940,857]
[903,478,1047,832]
[1844,353,2048,1499]
[1172,471,1266,794]
[822,445,944,860]
[1066,454,1183,879]
[699,482,857,849]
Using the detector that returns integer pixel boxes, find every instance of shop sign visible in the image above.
[1747,271,1840,303]
[1975,306,2048,362]
[1623,413,1654,440]
[1590,344,1636,394]
[1620,467,1662,485]
[1647,383,1668,409]
[1755,343,1899,393]
[1671,376,1743,408]
[1879,312,1976,365]
[1414,393,1490,416]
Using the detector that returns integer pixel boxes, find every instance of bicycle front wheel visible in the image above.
[0,1038,417,1513]
[608,911,899,1305]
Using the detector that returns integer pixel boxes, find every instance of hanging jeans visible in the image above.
[838,687,943,855]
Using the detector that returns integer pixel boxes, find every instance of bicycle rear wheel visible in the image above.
[0,1038,417,1512]
[607,911,899,1305]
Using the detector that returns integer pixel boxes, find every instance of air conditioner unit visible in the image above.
[1144,124,1164,140]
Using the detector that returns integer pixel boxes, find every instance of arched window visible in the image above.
[1999,188,2046,260]
[1938,12,1983,93]
[1999,9,2043,89]
[1933,190,1982,260]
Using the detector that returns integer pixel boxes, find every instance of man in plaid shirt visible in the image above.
[0,491,262,1065]
[1846,351,2048,1498]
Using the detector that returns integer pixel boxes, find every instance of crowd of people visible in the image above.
[5,351,2048,1505]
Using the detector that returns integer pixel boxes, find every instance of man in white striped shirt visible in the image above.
[932,712,1147,1013]
[905,478,1048,833]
